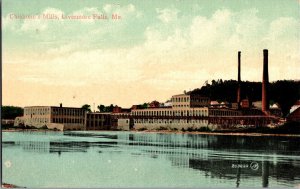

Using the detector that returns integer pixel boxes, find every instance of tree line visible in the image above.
[189,79,300,116]
[81,104,118,113]
[1,106,24,119]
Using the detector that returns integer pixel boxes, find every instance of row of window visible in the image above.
[173,104,190,108]
[134,119,208,124]
[86,123,109,128]
[210,110,240,116]
[86,120,110,126]
[171,97,209,103]
[52,109,85,116]
[86,119,106,122]
[86,115,110,119]
[132,109,208,116]
[25,108,85,116]
[24,108,50,116]
[52,118,84,124]
[172,96,190,103]
[26,118,49,123]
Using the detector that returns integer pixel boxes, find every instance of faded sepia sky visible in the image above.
[2,0,300,109]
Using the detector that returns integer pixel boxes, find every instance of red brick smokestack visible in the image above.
[237,51,241,106]
[262,49,269,113]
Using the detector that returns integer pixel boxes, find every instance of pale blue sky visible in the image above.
[3,0,299,51]
[2,0,300,108]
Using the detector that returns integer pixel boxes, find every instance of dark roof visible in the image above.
[288,107,300,117]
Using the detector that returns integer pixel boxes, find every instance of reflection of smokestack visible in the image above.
[237,51,241,106]
[262,160,269,188]
[262,49,269,113]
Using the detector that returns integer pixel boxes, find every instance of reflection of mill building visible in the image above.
[16,141,50,153]
[127,133,211,164]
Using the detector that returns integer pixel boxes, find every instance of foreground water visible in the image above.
[2,131,300,188]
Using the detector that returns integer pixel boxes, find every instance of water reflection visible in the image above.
[3,131,300,187]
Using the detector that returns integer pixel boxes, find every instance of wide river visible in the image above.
[2,131,300,188]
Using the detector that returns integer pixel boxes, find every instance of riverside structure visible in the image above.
[15,104,85,131]
[131,94,211,130]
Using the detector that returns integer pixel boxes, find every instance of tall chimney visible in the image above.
[262,49,269,113]
[237,51,241,106]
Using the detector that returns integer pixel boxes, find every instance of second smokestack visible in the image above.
[262,49,269,113]
[237,51,241,105]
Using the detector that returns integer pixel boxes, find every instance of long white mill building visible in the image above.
[131,94,211,130]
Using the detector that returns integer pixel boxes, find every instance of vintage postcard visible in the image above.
[1,0,300,188]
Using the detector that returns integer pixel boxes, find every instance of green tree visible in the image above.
[108,104,114,112]
[189,79,300,116]
[1,106,24,119]
[81,104,91,112]
[97,104,105,112]
[142,103,148,109]
[96,104,117,112]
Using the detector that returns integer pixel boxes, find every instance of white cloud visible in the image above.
[103,4,112,13]
[189,8,266,49]
[20,8,64,31]
[268,17,299,40]
[2,13,20,31]
[156,8,179,23]
[127,4,136,12]
[42,7,64,15]
[190,9,235,47]
[21,19,48,31]
[102,4,139,18]
[235,9,264,35]
[71,7,102,23]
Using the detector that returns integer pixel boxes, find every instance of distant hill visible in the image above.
[189,80,300,116]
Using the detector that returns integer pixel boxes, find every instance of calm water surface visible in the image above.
[2,131,300,188]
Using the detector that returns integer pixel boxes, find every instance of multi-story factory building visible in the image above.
[131,94,210,130]
[171,94,210,108]
[20,105,85,130]
[84,112,111,130]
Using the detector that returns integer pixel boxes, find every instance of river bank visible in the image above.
[2,128,300,137]
[133,129,300,137]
